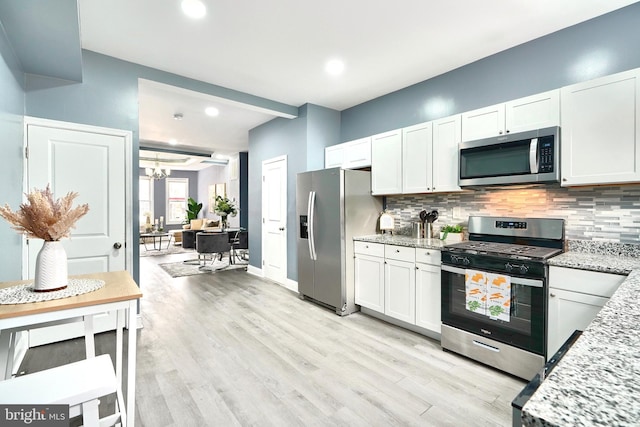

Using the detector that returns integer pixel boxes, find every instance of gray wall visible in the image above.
[0,21,25,281]
[248,104,340,280]
[340,3,640,141]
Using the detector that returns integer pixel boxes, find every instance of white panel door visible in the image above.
[432,114,462,193]
[402,122,432,193]
[26,120,130,346]
[262,156,287,285]
[461,103,505,142]
[415,262,441,333]
[505,90,560,134]
[354,254,384,312]
[547,288,608,358]
[560,69,640,186]
[384,258,415,324]
[371,129,403,195]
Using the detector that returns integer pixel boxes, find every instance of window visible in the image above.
[139,177,153,225]
[166,178,189,224]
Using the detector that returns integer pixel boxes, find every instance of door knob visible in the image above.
[113,242,122,249]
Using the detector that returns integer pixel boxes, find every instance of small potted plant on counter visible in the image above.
[440,224,464,242]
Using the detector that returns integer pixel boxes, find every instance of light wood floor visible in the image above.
[19,251,525,426]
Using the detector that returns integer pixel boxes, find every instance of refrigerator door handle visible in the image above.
[308,190,317,260]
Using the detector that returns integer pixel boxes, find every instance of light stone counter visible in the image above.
[522,241,640,426]
[354,234,447,250]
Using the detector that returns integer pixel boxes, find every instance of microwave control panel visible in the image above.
[538,137,554,172]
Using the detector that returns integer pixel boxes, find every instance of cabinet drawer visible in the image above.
[415,248,441,265]
[385,245,415,262]
[549,266,625,297]
[354,241,384,257]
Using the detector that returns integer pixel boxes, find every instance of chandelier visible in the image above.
[145,159,171,180]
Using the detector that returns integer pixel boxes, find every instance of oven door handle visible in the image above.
[441,264,544,288]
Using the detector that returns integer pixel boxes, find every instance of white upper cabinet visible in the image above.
[324,144,345,169]
[324,137,372,169]
[402,122,432,193]
[560,68,640,186]
[461,103,505,142]
[432,114,462,192]
[461,90,560,142]
[371,129,403,195]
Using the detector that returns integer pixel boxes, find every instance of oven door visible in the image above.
[441,264,546,356]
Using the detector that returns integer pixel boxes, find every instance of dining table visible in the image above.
[0,270,142,427]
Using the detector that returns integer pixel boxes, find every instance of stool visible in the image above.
[0,354,125,427]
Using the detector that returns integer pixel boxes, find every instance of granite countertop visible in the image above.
[522,240,640,426]
[354,234,447,250]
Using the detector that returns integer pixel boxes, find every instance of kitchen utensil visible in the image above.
[426,210,438,223]
[419,210,428,222]
[412,222,423,239]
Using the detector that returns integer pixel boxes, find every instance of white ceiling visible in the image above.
[78,0,639,167]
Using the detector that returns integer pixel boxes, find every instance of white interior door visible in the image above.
[262,156,287,285]
[25,118,132,346]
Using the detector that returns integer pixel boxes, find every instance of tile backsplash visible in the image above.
[385,183,640,244]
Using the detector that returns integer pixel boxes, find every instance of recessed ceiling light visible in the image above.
[325,59,345,76]
[169,139,178,145]
[205,107,219,117]
[173,113,183,120]
[181,0,206,19]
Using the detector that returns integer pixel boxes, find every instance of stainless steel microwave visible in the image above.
[459,126,560,187]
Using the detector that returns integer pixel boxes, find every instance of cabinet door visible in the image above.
[560,69,640,186]
[402,122,432,193]
[384,258,416,324]
[547,288,608,357]
[461,103,505,142]
[371,129,403,195]
[325,145,345,169]
[354,254,384,312]
[432,114,462,193]
[415,262,441,333]
[504,90,560,134]
[344,137,372,169]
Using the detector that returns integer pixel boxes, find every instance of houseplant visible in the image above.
[440,224,464,242]
[214,195,238,229]
[0,185,89,291]
[184,197,202,229]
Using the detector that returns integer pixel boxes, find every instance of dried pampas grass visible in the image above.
[0,185,89,241]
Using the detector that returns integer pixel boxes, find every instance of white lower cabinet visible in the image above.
[384,258,416,324]
[354,242,441,335]
[547,266,625,357]
[354,242,385,312]
[415,262,441,333]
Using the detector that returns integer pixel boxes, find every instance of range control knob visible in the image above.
[519,264,529,274]
[505,263,513,272]
[462,257,470,266]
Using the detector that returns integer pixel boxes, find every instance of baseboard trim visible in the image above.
[283,279,298,293]
[247,265,262,277]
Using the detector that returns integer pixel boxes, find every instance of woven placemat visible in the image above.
[0,279,105,305]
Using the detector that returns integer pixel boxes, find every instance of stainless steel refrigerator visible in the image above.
[297,168,382,315]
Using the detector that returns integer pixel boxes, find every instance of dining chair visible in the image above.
[196,232,231,270]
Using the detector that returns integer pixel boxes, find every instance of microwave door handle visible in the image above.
[529,138,539,173]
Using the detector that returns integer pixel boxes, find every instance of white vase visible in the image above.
[34,241,68,292]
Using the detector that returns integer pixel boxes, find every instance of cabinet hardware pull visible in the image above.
[396,249,400,253]
[550,293,556,297]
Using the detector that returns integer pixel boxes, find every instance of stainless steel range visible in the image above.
[440,216,564,380]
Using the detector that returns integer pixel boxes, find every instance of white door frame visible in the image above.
[261,155,288,287]
[21,116,134,279]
